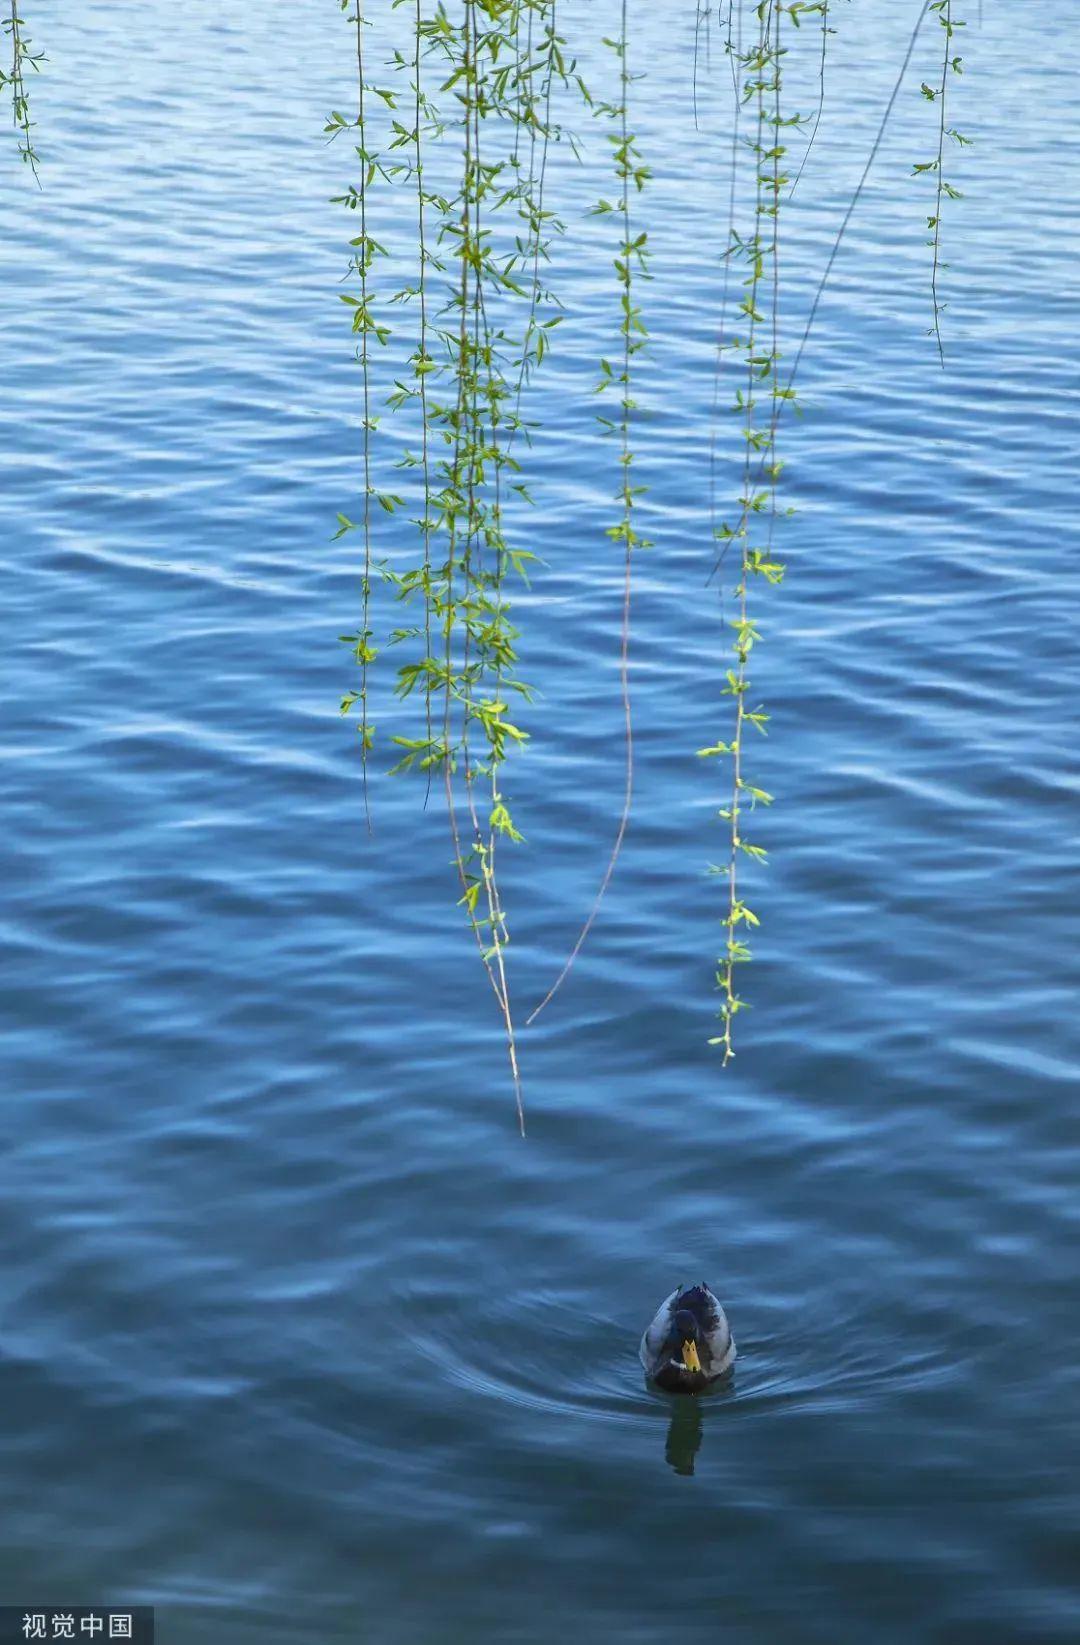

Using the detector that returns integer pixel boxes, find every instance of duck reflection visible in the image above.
[655,1374,736,1476]
[664,1396,704,1476]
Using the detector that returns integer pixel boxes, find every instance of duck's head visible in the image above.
[654,1308,706,1389]
[671,1309,704,1370]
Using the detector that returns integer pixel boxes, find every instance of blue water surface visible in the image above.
[0,2,1077,1642]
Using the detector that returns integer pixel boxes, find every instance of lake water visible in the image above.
[1,3,1077,1642]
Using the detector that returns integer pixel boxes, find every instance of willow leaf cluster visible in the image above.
[703,1,809,1059]
[700,0,970,1058]
[915,0,968,362]
[331,1,577,1129]
[320,0,974,1099]
[0,3,978,1105]
[1,1,43,180]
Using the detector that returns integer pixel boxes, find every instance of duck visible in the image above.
[639,1282,736,1394]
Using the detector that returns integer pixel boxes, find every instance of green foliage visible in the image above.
[331,2,384,826]
[0,1,978,1103]
[527,0,649,1028]
[326,0,971,1096]
[709,0,797,1061]
[331,0,576,1129]
[915,0,968,362]
[1,1,43,181]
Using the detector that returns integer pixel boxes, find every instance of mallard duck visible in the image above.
[639,1283,736,1394]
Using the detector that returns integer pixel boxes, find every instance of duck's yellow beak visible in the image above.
[681,1340,702,1374]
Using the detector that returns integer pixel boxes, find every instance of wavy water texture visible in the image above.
[0,3,1077,1643]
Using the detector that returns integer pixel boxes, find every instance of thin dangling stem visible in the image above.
[529,0,647,1026]
[711,0,932,568]
[414,0,435,807]
[438,0,526,1132]
[3,0,42,183]
[717,3,768,1059]
[923,0,967,366]
[790,0,827,196]
[708,0,744,569]
[462,9,524,1132]
[786,0,930,400]
[354,0,374,829]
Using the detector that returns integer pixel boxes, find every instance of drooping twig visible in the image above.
[2,0,43,183]
[527,0,649,1027]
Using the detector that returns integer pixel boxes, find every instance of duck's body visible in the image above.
[639,1283,735,1394]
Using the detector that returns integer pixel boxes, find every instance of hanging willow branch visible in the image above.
[701,0,966,1059]
[425,0,526,1123]
[458,0,527,1129]
[330,1,575,1127]
[708,0,745,552]
[351,0,376,825]
[411,0,435,803]
[320,0,973,1105]
[790,0,828,194]
[528,0,650,1026]
[916,0,968,363]
[328,2,400,826]
[702,0,793,1060]
[1,0,43,181]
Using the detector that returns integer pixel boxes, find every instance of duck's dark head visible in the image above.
[654,1308,706,1392]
